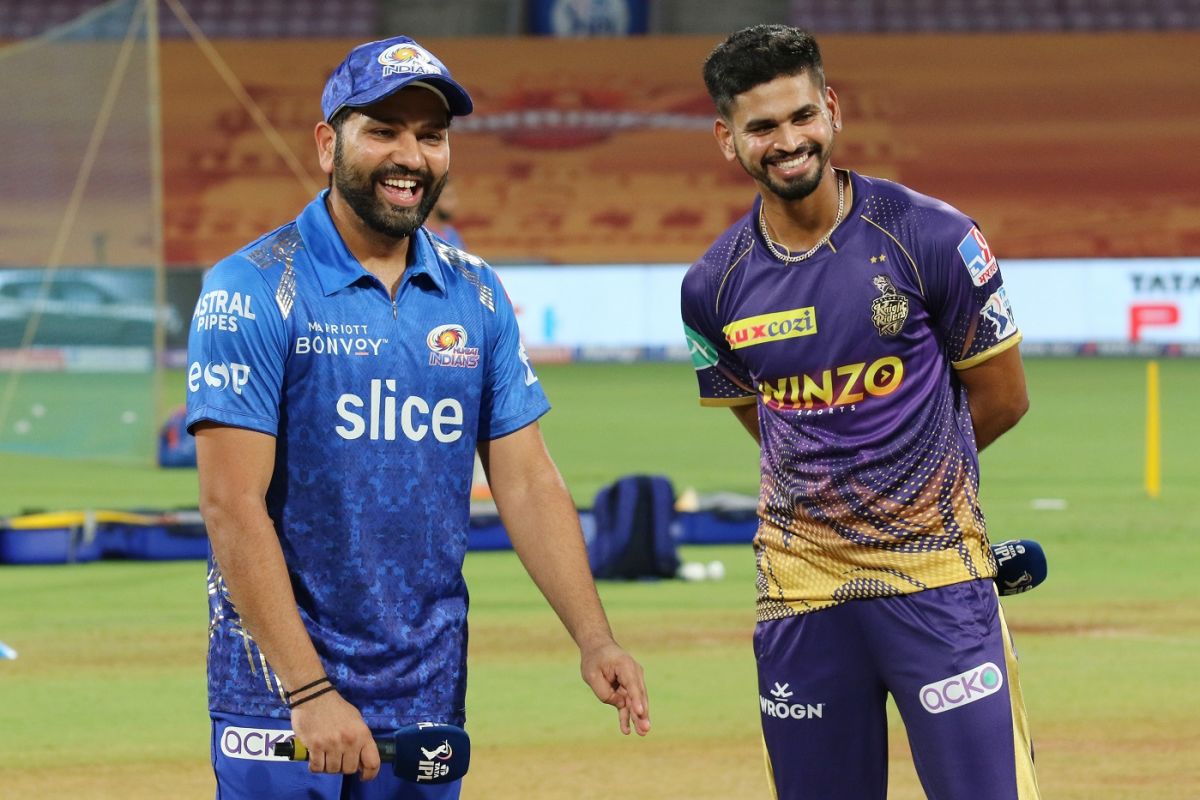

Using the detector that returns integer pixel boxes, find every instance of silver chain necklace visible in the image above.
[758,171,845,263]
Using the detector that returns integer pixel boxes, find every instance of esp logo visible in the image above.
[188,362,251,395]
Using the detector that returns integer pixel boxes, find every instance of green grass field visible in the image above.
[1,359,1198,798]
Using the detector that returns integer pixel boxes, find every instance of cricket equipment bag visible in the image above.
[588,474,680,580]
[157,405,196,468]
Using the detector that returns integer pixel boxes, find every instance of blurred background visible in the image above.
[0,0,1197,467]
[0,2,1198,798]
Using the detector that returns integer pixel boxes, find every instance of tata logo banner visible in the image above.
[1000,259,1200,346]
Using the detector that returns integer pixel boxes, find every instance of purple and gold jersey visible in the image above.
[187,191,549,729]
[681,171,1021,622]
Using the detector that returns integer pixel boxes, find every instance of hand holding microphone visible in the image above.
[990,539,1048,596]
[275,722,470,785]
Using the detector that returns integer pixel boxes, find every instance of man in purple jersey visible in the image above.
[681,25,1039,799]
[190,35,649,800]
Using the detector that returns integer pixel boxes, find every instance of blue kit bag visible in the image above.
[588,475,680,580]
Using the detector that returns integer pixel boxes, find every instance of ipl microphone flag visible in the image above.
[991,539,1048,596]
[275,722,470,784]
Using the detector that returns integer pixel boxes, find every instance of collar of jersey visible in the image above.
[297,190,447,297]
[754,169,863,256]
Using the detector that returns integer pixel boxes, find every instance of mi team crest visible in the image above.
[377,44,442,77]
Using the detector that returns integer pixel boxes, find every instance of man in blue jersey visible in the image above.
[187,35,650,799]
[682,25,1039,800]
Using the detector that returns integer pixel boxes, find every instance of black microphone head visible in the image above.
[991,539,1048,596]
[388,722,471,784]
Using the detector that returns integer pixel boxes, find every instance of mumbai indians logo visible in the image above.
[427,324,480,368]
[919,662,1004,714]
[378,44,442,77]
[869,275,909,337]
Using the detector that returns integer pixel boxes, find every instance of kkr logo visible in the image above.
[723,307,816,350]
[758,356,904,410]
[188,361,251,395]
[919,662,1004,714]
[869,275,908,337]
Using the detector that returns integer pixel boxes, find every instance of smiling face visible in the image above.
[715,70,840,202]
[318,87,451,241]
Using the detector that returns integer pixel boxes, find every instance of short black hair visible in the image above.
[703,25,825,119]
[329,106,353,133]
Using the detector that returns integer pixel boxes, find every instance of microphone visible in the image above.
[274,722,470,784]
[990,539,1048,596]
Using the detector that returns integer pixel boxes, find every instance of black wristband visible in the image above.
[285,677,331,700]
[288,684,337,709]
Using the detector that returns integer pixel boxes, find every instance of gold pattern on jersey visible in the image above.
[751,453,995,622]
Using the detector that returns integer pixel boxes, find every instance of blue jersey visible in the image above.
[682,171,1021,621]
[186,191,549,729]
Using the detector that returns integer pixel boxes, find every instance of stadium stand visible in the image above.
[0,0,377,39]
[790,0,1200,32]
[3,0,1197,40]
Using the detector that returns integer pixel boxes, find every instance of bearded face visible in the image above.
[719,71,840,202]
[733,134,832,202]
[333,132,447,240]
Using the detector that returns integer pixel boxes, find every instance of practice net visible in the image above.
[0,0,165,463]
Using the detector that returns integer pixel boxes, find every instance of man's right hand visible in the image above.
[290,690,381,781]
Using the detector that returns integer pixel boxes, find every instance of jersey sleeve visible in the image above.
[921,220,1022,370]
[478,275,551,440]
[185,256,288,436]
[680,264,757,407]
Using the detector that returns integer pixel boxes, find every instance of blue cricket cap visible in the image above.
[321,36,474,122]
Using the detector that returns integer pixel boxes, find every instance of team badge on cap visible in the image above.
[378,44,441,77]
[321,35,474,121]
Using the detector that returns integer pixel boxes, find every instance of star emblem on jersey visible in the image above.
[869,253,887,264]
[869,275,909,337]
